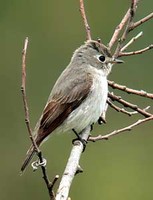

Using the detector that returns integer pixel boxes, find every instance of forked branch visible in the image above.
[108,8,131,49]
[129,12,153,31]
[108,0,153,59]
[107,99,150,117]
[88,116,153,142]
[119,44,153,56]
[108,80,153,99]
[108,92,152,118]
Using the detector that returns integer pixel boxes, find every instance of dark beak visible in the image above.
[111,58,124,64]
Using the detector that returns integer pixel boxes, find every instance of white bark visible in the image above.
[55,126,90,200]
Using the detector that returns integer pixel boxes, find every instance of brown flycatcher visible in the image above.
[21,40,123,172]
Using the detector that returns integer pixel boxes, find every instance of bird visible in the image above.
[21,40,123,172]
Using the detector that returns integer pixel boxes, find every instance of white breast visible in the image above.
[57,65,108,134]
[86,65,108,124]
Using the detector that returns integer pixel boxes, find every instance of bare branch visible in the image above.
[108,80,153,99]
[121,31,143,52]
[108,9,131,49]
[88,116,153,142]
[114,0,140,57]
[107,99,140,116]
[119,44,153,56]
[48,175,59,199]
[21,38,56,200]
[21,37,39,152]
[79,0,91,40]
[108,92,152,117]
[130,12,153,31]
[109,0,140,49]
[55,126,90,200]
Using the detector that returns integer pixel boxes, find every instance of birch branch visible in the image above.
[55,126,91,200]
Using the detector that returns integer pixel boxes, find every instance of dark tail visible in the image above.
[20,145,36,173]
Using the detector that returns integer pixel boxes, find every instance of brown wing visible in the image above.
[35,73,93,145]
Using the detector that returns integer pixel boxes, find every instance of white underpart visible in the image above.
[55,65,108,134]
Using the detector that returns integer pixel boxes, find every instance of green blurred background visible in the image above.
[1,0,153,199]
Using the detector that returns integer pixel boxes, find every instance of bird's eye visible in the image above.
[98,55,105,62]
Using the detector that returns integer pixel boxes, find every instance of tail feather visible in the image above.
[20,145,36,173]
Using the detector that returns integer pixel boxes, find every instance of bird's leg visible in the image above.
[90,123,94,131]
[98,116,106,124]
[98,102,108,124]
[72,129,88,152]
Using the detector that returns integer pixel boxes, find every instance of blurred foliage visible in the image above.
[0,0,153,199]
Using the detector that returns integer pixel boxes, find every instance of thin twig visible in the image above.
[38,152,58,200]
[121,31,143,52]
[108,80,153,99]
[107,99,139,116]
[21,37,56,200]
[108,9,131,49]
[129,12,153,31]
[119,44,153,56]
[88,115,153,142]
[108,92,152,117]
[51,175,59,190]
[21,37,39,152]
[109,0,139,50]
[114,0,139,57]
[79,0,92,40]
[49,175,59,199]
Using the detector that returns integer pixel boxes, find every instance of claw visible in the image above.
[72,129,88,152]
[98,116,106,124]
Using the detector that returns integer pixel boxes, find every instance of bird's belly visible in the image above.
[58,71,108,134]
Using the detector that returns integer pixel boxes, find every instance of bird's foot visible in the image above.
[72,129,87,152]
[90,123,94,131]
[98,116,107,125]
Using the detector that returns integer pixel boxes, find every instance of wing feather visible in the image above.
[35,72,93,145]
